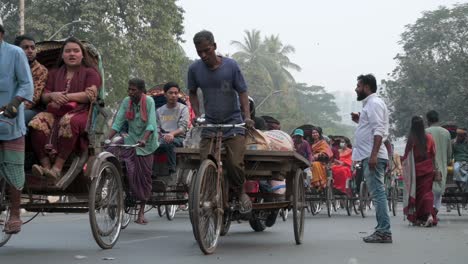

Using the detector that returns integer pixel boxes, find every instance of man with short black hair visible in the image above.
[352,74,392,243]
[155,82,189,174]
[188,30,254,213]
[425,110,452,218]
[14,34,48,125]
[106,78,158,224]
[0,23,34,234]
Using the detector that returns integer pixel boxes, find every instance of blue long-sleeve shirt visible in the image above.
[0,41,34,140]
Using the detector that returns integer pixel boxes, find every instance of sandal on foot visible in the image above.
[32,164,45,178]
[134,218,148,225]
[44,168,60,180]
[4,219,22,235]
[424,216,434,227]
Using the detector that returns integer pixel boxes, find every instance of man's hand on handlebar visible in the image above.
[244,118,255,129]
[137,139,146,147]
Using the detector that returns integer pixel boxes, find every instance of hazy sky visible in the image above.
[178,0,463,93]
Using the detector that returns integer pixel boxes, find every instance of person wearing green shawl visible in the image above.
[425,110,452,219]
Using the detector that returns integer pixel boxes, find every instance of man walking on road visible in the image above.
[425,110,452,220]
[351,74,392,243]
[0,24,34,234]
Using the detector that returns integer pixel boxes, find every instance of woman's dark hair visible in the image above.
[311,127,324,142]
[0,24,5,34]
[357,74,377,93]
[56,37,93,68]
[344,137,352,148]
[193,30,215,45]
[163,82,180,93]
[409,116,427,159]
[129,78,146,92]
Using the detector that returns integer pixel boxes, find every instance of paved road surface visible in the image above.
[1,206,467,264]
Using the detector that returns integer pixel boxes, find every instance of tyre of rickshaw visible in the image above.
[121,208,133,230]
[326,179,334,218]
[0,180,12,247]
[308,200,321,215]
[391,186,398,216]
[292,169,305,245]
[345,196,352,216]
[89,161,124,249]
[157,205,166,217]
[190,159,222,255]
[280,208,289,221]
[359,181,369,218]
[166,204,177,221]
[220,211,231,236]
[249,216,267,232]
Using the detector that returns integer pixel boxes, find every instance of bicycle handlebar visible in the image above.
[195,123,246,129]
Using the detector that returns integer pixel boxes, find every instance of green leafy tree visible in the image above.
[382,3,468,136]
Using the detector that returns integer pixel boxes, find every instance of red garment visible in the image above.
[30,65,101,160]
[332,148,352,194]
[126,95,148,122]
[403,134,437,224]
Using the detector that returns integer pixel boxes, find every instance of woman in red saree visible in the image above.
[402,116,438,227]
[29,37,101,180]
[310,127,333,188]
[332,138,353,194]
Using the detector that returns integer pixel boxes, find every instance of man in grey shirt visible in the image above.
[156,82,189,174]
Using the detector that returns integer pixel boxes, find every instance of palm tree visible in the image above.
[263,34,301,84]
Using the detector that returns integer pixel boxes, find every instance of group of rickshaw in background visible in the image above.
[296,124,403,218]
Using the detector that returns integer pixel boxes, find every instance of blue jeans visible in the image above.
[454,161,468,191]
[362,158,391,235]
[155,137,184,172]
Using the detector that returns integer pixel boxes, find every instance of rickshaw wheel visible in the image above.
[0,180,12,247]
[220,211,231,236]
[157,205,166,217]
[391,186,398,216]
[326,179,334,218]
[89,161,124,249]
[165,204,177,221]
[359,181,369,218]
[345,196,352,216]
[121,204,136,230]
[309,200,321,215]
[292,169,305,245]
[190,159,222,255]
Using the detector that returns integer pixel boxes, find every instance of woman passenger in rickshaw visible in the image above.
[331,137,353,194]
[310,127,333,188]
[29,37,101,180]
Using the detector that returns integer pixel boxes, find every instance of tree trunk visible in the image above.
[19,0,25,34]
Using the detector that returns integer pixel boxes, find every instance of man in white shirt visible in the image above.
[352,74,392,243]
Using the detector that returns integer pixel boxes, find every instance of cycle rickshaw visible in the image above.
[0,40,124,249]
[176,123,309,254]
[442,124,468,216]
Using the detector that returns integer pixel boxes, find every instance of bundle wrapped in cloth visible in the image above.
[245,128,270,150]
[263,130,294,151]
